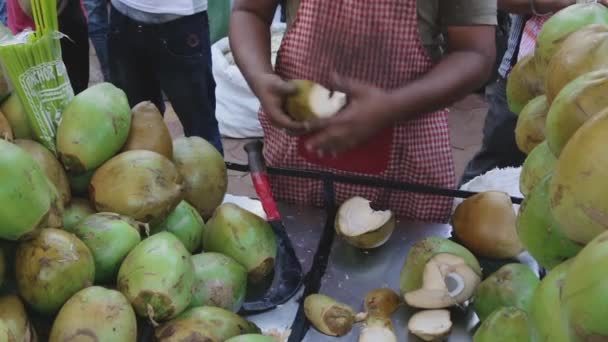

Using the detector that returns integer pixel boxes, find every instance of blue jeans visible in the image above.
[459,77,526,185]
[0,0,6,26]
[107,5,222,154]
[83,0,110,81]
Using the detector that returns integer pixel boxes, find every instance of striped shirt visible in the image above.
[498,14,527,78]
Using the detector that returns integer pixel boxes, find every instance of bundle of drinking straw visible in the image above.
[0,0,74,154]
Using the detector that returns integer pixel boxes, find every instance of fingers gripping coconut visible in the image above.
[304,294,357,337]
[399,237,482,310]
[358,288,401,342]
[284,80,347,122]
[452,191,524,260]
[335,196,396,249]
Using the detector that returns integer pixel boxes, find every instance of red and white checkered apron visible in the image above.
[517,15,550,61]
[259,0,456,222]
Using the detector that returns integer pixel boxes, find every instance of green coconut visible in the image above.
[154,318,218,342]
[473,307,534,342]
[190,252,248,312]
[516,175,582,270]
[90,150,184,223]
[546,69,608,158]
[57,82,132,173]
[49,286,137,341]
[0,139,63,240]
[14,139,71,205]
[0,110,13,141]
[545,24,608,103]
[155,200,205,253]
[0,295,36,342]
[1,93,32,139]
[473,263,540,322]
[549,108,608,244]
[515,95,549,155]
[15,228,95,315]
[535,2,608,82]
[72,212,142,284]
[519,141,556,197]
[562,230,608,341]
[117,231,195,322]
[399,236,482,295]
[157,306,261,341]
[225,334,277,342]
[62,198,96,232]
[529,259,573,342]
[203,203,277,283]
[506,54,544,115]
[172,136,227,219]
[67,169,95,197]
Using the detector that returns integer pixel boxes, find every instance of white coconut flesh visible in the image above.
[337,197,393,237]
[404,253,480,309]
[308,83,347,119]
[408,309,453,341]
[359,325,398,342]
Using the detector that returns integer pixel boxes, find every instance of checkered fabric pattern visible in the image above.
[258,0,456,223]
[517,15,550,61]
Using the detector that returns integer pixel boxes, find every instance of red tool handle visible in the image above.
[244,140,281,221]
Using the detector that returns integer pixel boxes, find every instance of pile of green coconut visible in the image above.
[0,81,281,342]
[297,3,608,341]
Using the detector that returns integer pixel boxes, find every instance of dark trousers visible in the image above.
[459,77,527,186]
[59,0,90,94]
[107,5,223,155]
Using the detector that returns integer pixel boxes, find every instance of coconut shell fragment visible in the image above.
[304,294,356,337]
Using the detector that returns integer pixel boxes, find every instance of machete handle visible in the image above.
[245,140,281,221]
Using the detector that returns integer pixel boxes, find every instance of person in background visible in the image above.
[230,0,497,222]
[6,0,90,94]
[459,0,608,185]
[107,0,222,154]
[83,0,110,81]
[0,0,7,26]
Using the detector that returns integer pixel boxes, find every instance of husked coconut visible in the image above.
[335,196,395,249]
[515,95,549,155]
[452,191,524,259]
[304,294,356,337]
[408,309,452,342]
[404,253,481,309]
[285,79,347,121]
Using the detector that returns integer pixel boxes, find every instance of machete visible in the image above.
[239,140,304,314]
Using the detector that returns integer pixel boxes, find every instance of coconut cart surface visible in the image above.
[224,152,540,342]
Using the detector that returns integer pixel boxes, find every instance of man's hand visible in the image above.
[303,73,396,157]
[251,73,321,135]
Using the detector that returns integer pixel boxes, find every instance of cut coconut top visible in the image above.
[408,309,452,341]
[308,83,347,118]
[337,197,393,237]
